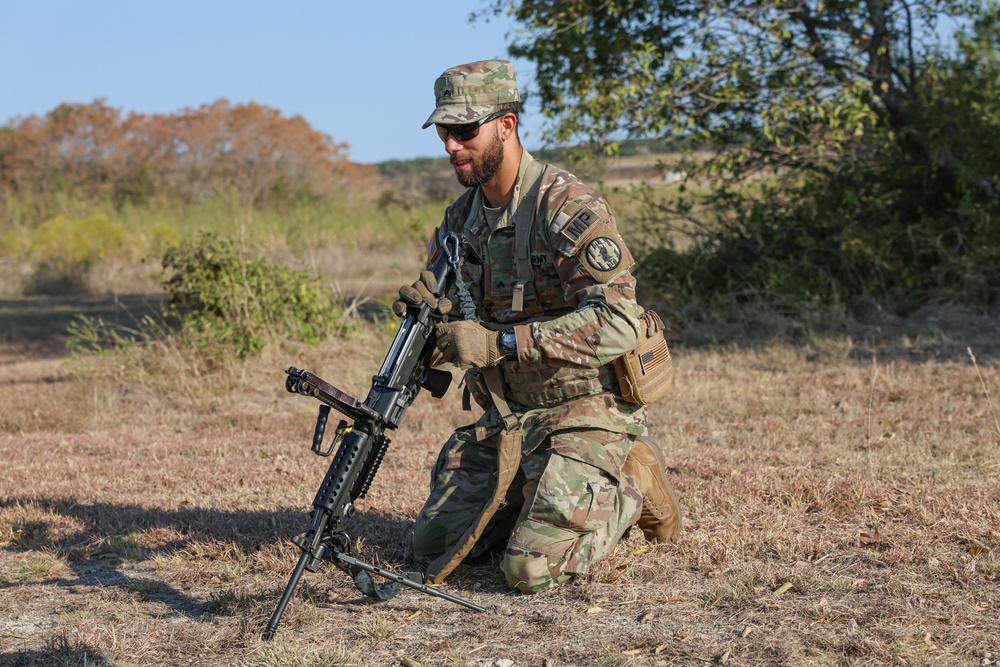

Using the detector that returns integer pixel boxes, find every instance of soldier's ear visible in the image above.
[500,113,517,141]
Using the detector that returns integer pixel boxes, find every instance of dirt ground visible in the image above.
[1,298,999,666]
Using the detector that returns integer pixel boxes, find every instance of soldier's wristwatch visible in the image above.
[499,329,518,362]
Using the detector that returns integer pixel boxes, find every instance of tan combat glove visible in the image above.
[435,320,502,369]
[392,270,453,317]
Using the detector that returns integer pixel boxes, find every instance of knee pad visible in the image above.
[501,550,573,593]
[501,518,580,593]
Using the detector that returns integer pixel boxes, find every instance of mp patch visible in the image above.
[559,208,598,245]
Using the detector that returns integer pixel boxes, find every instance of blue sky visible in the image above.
[0,1,537,164]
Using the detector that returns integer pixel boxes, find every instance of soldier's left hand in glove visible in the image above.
[435,320,502,369]
[392,270,453,317]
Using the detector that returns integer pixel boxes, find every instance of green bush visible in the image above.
[0,230,29,257]
[162,232,344,356]
[641,166,1000,321]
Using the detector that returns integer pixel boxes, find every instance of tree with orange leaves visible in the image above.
[0,99,370,209]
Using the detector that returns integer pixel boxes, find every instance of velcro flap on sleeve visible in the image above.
[553,201,602,255]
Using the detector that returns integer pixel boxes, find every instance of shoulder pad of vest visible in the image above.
[442,188,477,231]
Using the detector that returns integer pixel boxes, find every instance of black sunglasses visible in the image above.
[435,110,513,143]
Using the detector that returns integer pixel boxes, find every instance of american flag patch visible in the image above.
[639,340,670,375]
[427,231,439,263]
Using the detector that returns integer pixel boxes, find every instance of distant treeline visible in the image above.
[0,99,380,211]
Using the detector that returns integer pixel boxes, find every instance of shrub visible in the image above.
[148,222,182,254]
[640,166,1000,323]
[0,231,29,257]
[161,232,344,356]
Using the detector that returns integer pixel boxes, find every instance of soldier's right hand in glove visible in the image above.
[392,270,453,317]
[435,320,502,369]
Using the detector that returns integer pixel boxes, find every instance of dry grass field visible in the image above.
[1,294,999,666]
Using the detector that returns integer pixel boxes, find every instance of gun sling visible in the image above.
[424,366,521,584]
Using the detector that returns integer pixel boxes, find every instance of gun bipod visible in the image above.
[331,551,488,613]
[318,530,487,613]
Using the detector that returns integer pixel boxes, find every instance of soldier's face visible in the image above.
[447,122,505,188]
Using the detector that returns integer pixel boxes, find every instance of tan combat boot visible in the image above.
[623,439,682,543]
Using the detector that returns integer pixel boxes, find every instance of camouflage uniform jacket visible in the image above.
[430,149,648,460]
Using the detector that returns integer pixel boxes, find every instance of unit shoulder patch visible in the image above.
[426,227,441,265]
[579,234,632,283]
[584,236,622,273]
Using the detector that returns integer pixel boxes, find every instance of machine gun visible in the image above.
[263,232,486,641]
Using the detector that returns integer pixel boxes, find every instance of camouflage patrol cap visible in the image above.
[422,59,520,129]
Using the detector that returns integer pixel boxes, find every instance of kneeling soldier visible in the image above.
[397,59,682,593]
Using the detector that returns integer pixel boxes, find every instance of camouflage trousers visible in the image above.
[411,425,644,593]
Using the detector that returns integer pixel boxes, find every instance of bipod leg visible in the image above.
[262,550,310,641]
[332,551,488,613]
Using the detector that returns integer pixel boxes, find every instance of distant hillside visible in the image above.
[374,137,689,200]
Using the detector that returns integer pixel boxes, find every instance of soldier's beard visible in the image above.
[454,129,504,188]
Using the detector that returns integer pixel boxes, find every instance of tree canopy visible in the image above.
[0,100,373,209]
[492,0,1000,313]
